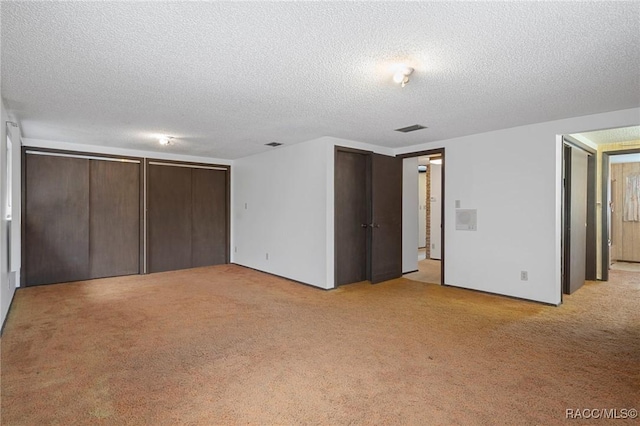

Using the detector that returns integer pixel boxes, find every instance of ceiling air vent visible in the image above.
[395,124,428,133]
[265,142,283,147]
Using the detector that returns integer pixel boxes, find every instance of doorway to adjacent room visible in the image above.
[562,125,640,299]
[399,148,445,285]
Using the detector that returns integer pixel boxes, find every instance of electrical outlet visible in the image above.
[234,246,237,253]
[521,271,528,281]
[244,203,248,209]
[266,253,269,260]
[432,244,435,249]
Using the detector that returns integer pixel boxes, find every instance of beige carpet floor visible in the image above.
[403,258,441,284]
[611,261,640,272]
[1,265,639,425]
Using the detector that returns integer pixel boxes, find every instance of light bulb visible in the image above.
[392,66,414,86]
[158,137,171,145]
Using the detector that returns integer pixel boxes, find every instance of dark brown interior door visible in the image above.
[148,164,193,273]
[89,160,140,279]
[335,150,368,285]
[25,154,90,286]
[370,153,403,283]
[192,168,228,267]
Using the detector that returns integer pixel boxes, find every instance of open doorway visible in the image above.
[561,138,596,294]
[401,149,444,285]
[604,150,640,274]
[563,125,640,298]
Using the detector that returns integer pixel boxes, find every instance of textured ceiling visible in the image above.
[574,125,640,145]
[2,1,640,159]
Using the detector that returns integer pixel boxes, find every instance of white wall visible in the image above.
[232,138,330,288]
[1,97,21,330]
[233,136,394,289]
[429,163,442,260]
[396,107,640,305]
[8,124,22,275]
[418,172,427,247]
[402,158,419,273]
[1,98,8,327]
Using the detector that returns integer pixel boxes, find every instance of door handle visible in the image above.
[361,224,368,228]
[370,223,380,228]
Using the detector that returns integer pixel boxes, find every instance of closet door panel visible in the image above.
[90,160,140,279]
[148,165,192,273]
[25,154,90,286]
[191,168,227,267]
[370,153,403,283]
[335,150,368,286]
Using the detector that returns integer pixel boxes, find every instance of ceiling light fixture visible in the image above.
[158,136,173,146]
[393,65,414,87]
[430,158,442,165]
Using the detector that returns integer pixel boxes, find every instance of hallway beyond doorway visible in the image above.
[404,248,441,284]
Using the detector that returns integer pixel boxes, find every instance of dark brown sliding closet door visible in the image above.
[90,160,140,279]
[192,168,227,267]
[148,164,193,273]
[25,154,90,286]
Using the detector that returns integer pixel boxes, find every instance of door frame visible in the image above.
[397,148,445,285]
[601,147,640,281]
[561,137,596,296]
